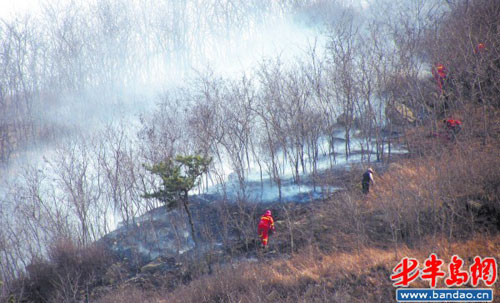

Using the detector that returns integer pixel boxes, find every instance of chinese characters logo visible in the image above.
[391,254,497,288]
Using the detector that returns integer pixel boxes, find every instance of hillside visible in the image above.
[1,0,499,302]
[11,104,498,303]
[89,115,499,302]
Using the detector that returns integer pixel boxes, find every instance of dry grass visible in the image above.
[97,106,500,302]
[93,139,500,302]
[97,287,162,303]
[93,148,500,302]
[153,235,500,303]
[19,239,116,303]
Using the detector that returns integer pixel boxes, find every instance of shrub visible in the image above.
[21,239,115,303]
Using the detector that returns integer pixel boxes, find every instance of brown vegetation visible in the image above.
[2,0,500,302]
[13,239,116,303]
[90,103,500,302]
[95,235,500,303]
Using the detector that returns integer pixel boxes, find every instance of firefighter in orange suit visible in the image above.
[432,63,447,92]
[258,210,275,248]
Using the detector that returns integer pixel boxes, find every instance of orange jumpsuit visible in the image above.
[445,119,462,138]
[432,64,447,92]
[258,213,275,247]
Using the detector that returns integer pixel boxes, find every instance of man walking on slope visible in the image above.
[362,168,375,194]
[258,210,275,249]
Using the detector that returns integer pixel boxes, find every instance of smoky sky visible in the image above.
[0,0,354,135]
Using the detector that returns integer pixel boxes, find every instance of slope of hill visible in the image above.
[93,114,500,302]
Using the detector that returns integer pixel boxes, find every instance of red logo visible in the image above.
[391,257,420,287]
[421,253,446,288]
[470,256,497,287]
[445,255,469,286]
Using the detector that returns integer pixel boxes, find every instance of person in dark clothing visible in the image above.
[362,168,375,194]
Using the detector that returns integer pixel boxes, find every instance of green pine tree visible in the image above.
[144,154,212,246]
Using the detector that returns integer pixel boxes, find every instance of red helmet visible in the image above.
[265,210,272,216]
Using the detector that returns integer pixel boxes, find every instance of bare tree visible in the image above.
[325,11,361,159]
